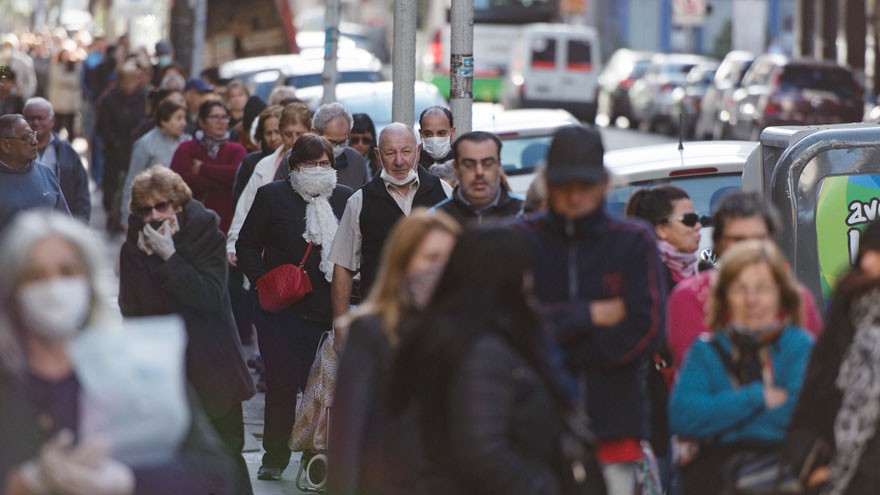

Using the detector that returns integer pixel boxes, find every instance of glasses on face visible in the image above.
[137,201,172,216]
[721,234,770,243]
[2,131,37,142]
[300,160,332,169]
[207,114,230,122]
[349,136,373,145]
[667,212,700,228]
[327,138,349,147]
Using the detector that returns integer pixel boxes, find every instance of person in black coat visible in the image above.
[328,209,461,495]
[786,220,880,494]
[118,166,255,495]
[388,226,605,495]
[236,134,353,481]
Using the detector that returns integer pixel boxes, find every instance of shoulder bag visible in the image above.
[255,243,314,312]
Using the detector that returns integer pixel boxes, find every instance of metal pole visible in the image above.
[814,0,824,60]
[867,0,877,100]
[391,0,416,127]
[449,0,474,134]
[836,0,847,65]
[321,0,341,104]
[190,0,206,77]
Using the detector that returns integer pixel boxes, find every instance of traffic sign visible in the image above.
[672,0,707,27]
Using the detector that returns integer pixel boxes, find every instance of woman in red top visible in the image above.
[170,100,247,233]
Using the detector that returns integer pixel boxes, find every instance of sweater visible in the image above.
[121,127,190,225]
[0,160,69,232]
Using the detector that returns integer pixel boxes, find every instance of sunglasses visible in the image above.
[138,201,171,216]
[349,136,373,145]
[667,212,701,227]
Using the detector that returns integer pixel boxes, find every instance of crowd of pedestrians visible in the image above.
[2,26,880,495]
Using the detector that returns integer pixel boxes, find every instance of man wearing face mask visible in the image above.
[432,131,523,226]
[418,106,455,168]
[328,123,452,351]
[313,102,368,190]
[151,40,177,87]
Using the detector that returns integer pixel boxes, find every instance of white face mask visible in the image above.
[380,163,418,187]
[18,276,91,341]
[422,136,451,160]
[290,166,337,198]
[333,144,346,159]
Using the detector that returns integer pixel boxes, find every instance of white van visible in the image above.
[501,23,601,122]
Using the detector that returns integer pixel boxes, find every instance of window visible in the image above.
[530,37,556,69]
[567,39,592,71]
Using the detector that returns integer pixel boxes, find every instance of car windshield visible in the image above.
[780,66,856,99]
[606,173,741,220]
[498,135,554,176]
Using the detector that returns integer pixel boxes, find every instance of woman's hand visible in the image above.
[763,385,788,409]
[807,466,829,487]
[143,224,176,261]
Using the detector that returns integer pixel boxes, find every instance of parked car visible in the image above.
[670,61,719,138]
[293,81,447,134]
[628,53,717,133]
[605,140,758,261]
[597,48,654,124]
[694,50,755,140]
[721,54,863,141]
[500,23,602,122]
[471,108,580,195]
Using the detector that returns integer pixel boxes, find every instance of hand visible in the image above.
[227,252,238,267]
[142,223,176,261]
[763,385,788,409]
[590,297,626,326]
[191,159,203,174]
[807,466,829,487]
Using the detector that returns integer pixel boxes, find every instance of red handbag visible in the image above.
[255,243,314,312]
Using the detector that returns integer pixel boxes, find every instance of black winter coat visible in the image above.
[432,185,523,227]
[119,199,255,418]
[43,133,91,223]
[97,86,147,169]
[421,334,566,495]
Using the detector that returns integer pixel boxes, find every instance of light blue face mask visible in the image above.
[157,55,173,67]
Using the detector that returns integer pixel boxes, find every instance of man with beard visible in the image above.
[0,114,69,232]
[328,123,452,350]
[432,131,522,226]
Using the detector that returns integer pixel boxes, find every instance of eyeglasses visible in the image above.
[206,114,230,122]
[137,201,172,216]
[720,233,770,243]
[666,212,700,228]
[349,136,373,145]
[327,138,349,147]
[300,160,332,168]
[1,131,36,142]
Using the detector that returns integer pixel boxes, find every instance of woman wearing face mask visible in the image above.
[350,113,378,176]
[0,211,240,495]
[226,102,312,264]
[169,99,247,234]
[120,98,190,229]
[236,134,353,481]
[118,167,256,495]
[328,209,461,495]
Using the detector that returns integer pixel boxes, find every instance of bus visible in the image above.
[422,0,559,102]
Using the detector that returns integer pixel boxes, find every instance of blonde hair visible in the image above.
[350,209,461,346]
[280,101,312,131]
[129,166,193,214]
[706,239,802,330]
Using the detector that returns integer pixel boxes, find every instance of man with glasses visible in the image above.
[312,102,368,189]
[432,131,523,226]
[666,190,824,373]
[23,97,91,223]
[0,114,69,232]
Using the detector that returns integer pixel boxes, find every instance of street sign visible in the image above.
[672,0,707,27]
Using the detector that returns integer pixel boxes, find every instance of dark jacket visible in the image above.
[328,314,426,495]
[786,278,880,491]
[421,334,565,495]
[97,86,147,169]
[118,199,255,418]
[232,149,271,205]
[358,166,448,297]
[516,208,666,440]
[236,180,353,323]
[0,374,239,495]
[335,147,369,190]
[418,148,454,168]
[43,133,91,223]
[432,185,523,226]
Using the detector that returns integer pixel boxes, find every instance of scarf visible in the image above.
[289,167,339,282]
[657,240,698,282]
[825,290,880,495]
[720,321,785,386]
[194,130,229,159]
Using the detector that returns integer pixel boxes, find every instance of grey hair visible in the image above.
[0,114,25,138]
[160,72,186,91]
[23,97,54,116]
[377,122,418,150]
[0,211,116,376]
[268,86,297,106]
[313,102,353,134]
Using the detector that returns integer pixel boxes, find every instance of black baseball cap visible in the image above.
[545,124,607,185]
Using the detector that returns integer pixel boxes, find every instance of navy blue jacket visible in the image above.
[516,207,667,440]
[43,133,91,223]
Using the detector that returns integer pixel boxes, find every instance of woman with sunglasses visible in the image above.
[169,99,247,234]
[350,113,378,176]
[118,166,256,495]
[236,134,353,481]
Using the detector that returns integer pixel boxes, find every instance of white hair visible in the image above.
[313,102,353,134]
[0,211,116,376]
[23,96,54,116]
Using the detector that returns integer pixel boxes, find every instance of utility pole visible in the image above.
[392,0,417,126]
[322,0,341,104]
[190,0,206,78]
[449,0,474,134]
